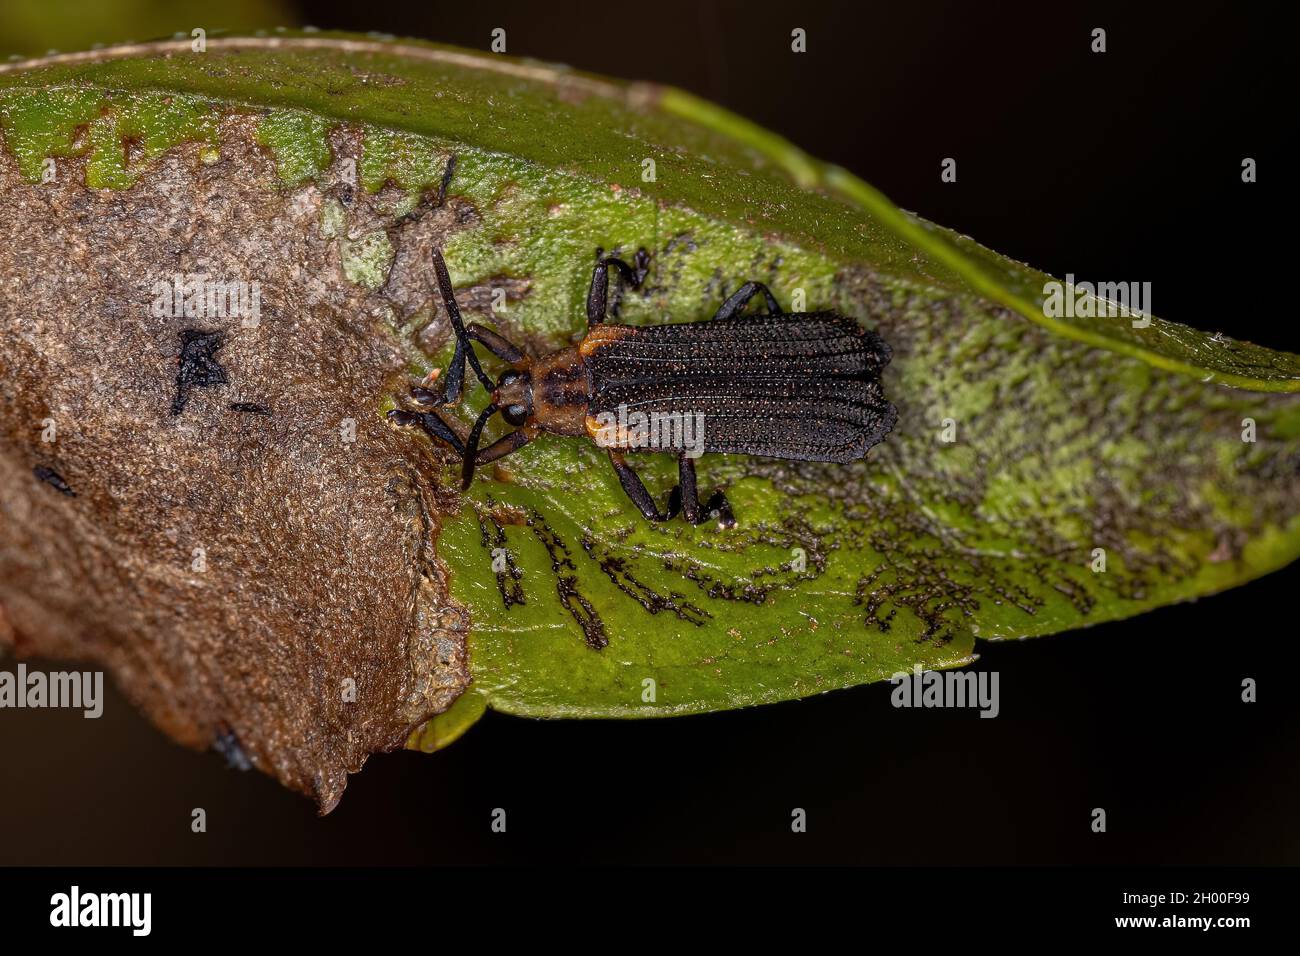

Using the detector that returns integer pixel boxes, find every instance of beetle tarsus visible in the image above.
[407,384,443,409]
[587,246,651,327]
[675,455,734,527]
[713,280,783,320]
[701,491,736,529]
[630,248,650,287]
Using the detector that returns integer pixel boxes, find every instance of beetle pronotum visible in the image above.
[389,244,897,528]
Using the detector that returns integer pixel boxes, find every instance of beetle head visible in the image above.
[493,369,533,426]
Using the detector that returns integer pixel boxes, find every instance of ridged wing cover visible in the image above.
[585,313,896,463]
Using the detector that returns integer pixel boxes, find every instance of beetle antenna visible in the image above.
[431,246,497,396]
[461,403,499,489]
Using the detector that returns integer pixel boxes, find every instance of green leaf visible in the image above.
[4,33,1297,740]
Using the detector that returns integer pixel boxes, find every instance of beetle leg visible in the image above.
[675,455,736,528]
[607,450,672,521]
[465,322,525,362]
[586,247,651,327]
[666,485,684,521]
[712,281,783,321]
[476,426,537,465]
[676,454,701,523]
[386,408,466,455]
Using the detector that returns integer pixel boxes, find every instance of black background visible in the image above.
[1,1,1294,866]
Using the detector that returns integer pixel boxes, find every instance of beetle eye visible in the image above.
[502,404,528,427]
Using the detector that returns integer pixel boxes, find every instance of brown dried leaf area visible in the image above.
[0,118,471,811]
